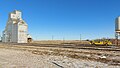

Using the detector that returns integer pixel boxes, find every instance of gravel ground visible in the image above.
[0,43,120,68]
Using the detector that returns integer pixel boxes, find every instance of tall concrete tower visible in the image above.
[2,10,29,43]
[115,16,120,45]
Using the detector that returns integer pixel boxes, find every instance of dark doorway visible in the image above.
[27,38,32,43]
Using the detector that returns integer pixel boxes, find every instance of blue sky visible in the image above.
[0,0,119,40]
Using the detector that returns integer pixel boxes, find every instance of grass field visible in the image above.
[33,40,89,45]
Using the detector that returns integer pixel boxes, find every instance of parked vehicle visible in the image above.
[89,39,112,45]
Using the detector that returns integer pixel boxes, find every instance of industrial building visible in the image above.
[2,10,32,43]
[115,16,120,45]
[115,16,120,33]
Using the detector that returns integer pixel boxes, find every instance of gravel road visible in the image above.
[0,43,119,68]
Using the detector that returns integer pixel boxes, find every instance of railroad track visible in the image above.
[1,42,120,52]
[0,42,120,66]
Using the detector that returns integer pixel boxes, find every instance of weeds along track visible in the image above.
[0,43,120,66]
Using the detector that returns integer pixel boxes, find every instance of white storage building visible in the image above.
[2,10,32,43]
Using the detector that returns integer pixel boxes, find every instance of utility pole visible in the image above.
[63,37,65,44]
[52,35,54,40]
[36,34,38,41]
[80,34,81,44]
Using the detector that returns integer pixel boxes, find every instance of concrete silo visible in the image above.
[2,10,32,43]
[115,16,120,33]
[115,16,120,45]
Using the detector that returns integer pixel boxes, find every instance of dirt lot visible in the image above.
[0,42,120,68]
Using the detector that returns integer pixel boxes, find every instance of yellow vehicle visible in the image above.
[89,39,112,45]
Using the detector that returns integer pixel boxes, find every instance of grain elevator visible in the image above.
[2,10,32,43]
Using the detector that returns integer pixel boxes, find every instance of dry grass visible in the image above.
[33,40,89,45]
